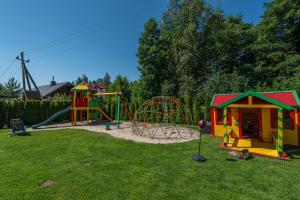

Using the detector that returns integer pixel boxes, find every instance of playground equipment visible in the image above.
[32,82,132,129]
[132,96,197,139]
[71,83,132,128]
[32,106,71,129]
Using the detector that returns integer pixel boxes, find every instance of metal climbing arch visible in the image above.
[132,96,197,139]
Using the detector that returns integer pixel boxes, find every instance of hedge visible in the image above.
[0,100,71,128]
[0,96,208,128]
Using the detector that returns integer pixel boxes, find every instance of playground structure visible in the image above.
[132,96,197,139]
[32,84,198,142]
[32,82,132,129]
[210,90,300,160]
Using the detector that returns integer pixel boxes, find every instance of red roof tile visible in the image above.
[211,91,299,107]
[212,94,240,106]
[262,92,298,107]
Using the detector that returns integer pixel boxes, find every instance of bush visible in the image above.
[0,100,71,127]
[0,95,209,128]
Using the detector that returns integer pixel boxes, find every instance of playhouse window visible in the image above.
[217,109,223,122]
[283,110,293,128]
[216,108,231,125]
[271,109,294,129]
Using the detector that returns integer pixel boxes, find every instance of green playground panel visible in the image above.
[90,111,99,120]
[89,98,100,107]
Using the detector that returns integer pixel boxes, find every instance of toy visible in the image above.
[192,119,207,162]
[210,90,300,159]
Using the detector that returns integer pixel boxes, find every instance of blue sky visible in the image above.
[0,0,270,86]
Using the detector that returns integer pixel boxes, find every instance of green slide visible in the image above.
[32,106,71,129]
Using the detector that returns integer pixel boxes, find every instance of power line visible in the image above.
[25,25,102,55]
[30,39,94,60]
[9,66,20,79]
[0,59,16,79]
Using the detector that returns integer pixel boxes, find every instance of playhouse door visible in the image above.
[241,109,260,138]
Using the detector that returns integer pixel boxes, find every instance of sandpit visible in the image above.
[30,121,199,144]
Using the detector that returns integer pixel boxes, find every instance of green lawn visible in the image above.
[0,129,300,200]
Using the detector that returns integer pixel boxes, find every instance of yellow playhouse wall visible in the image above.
[261,108,273,142]
[214,108,239,138]
[231,108,239,138]
[261,108,298,145]
[282,110,298,146]
[214,107,299,146]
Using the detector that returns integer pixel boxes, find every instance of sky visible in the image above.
[0,0,270,86]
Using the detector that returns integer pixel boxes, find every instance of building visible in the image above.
[210,90,300,159]
[33,77,73,99]
[93,81,108,93]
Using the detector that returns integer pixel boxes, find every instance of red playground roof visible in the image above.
[212,94,239,106]
[211,91,300,108]
[262,92,298,107]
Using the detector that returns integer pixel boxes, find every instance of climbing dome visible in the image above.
[132,96,198,139]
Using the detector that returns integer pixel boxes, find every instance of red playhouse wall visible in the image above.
[210,108,215,136]
[298,109,300,146]
[252,97,272,104]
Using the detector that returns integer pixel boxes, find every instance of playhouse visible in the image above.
[210,90,300,159]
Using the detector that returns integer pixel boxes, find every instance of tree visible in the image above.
[107,75,131,100]
[206,15,256,77]
[74,74,89,84]
[0,83,5,96]
[166,0,212,96]
[192,95,202,122]
[135,0,300,120]
[95,78,104,84]
[161,80,177,97]
[3,77,21,98]
[262,0,300,53]
[272,72,300,95]
[251,0,300,87]
[103,73,111,85]
[137,18,170,99]
[200,71,248,106]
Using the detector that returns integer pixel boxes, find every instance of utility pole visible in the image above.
[16,52,42,100]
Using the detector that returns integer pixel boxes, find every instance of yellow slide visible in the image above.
[96,108,113,122]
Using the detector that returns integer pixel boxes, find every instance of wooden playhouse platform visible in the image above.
[220,138,289,160]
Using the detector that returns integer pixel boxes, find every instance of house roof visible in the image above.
[93,82,108,90]
[22,90,42,100]
[210,90,300,110]
[35,82,73,97]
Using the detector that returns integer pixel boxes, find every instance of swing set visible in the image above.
[71,82,132,128]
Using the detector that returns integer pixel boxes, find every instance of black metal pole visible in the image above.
[192,120,207,162]
[198,128,201,156]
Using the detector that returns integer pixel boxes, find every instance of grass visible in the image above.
[0,129,300,200]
